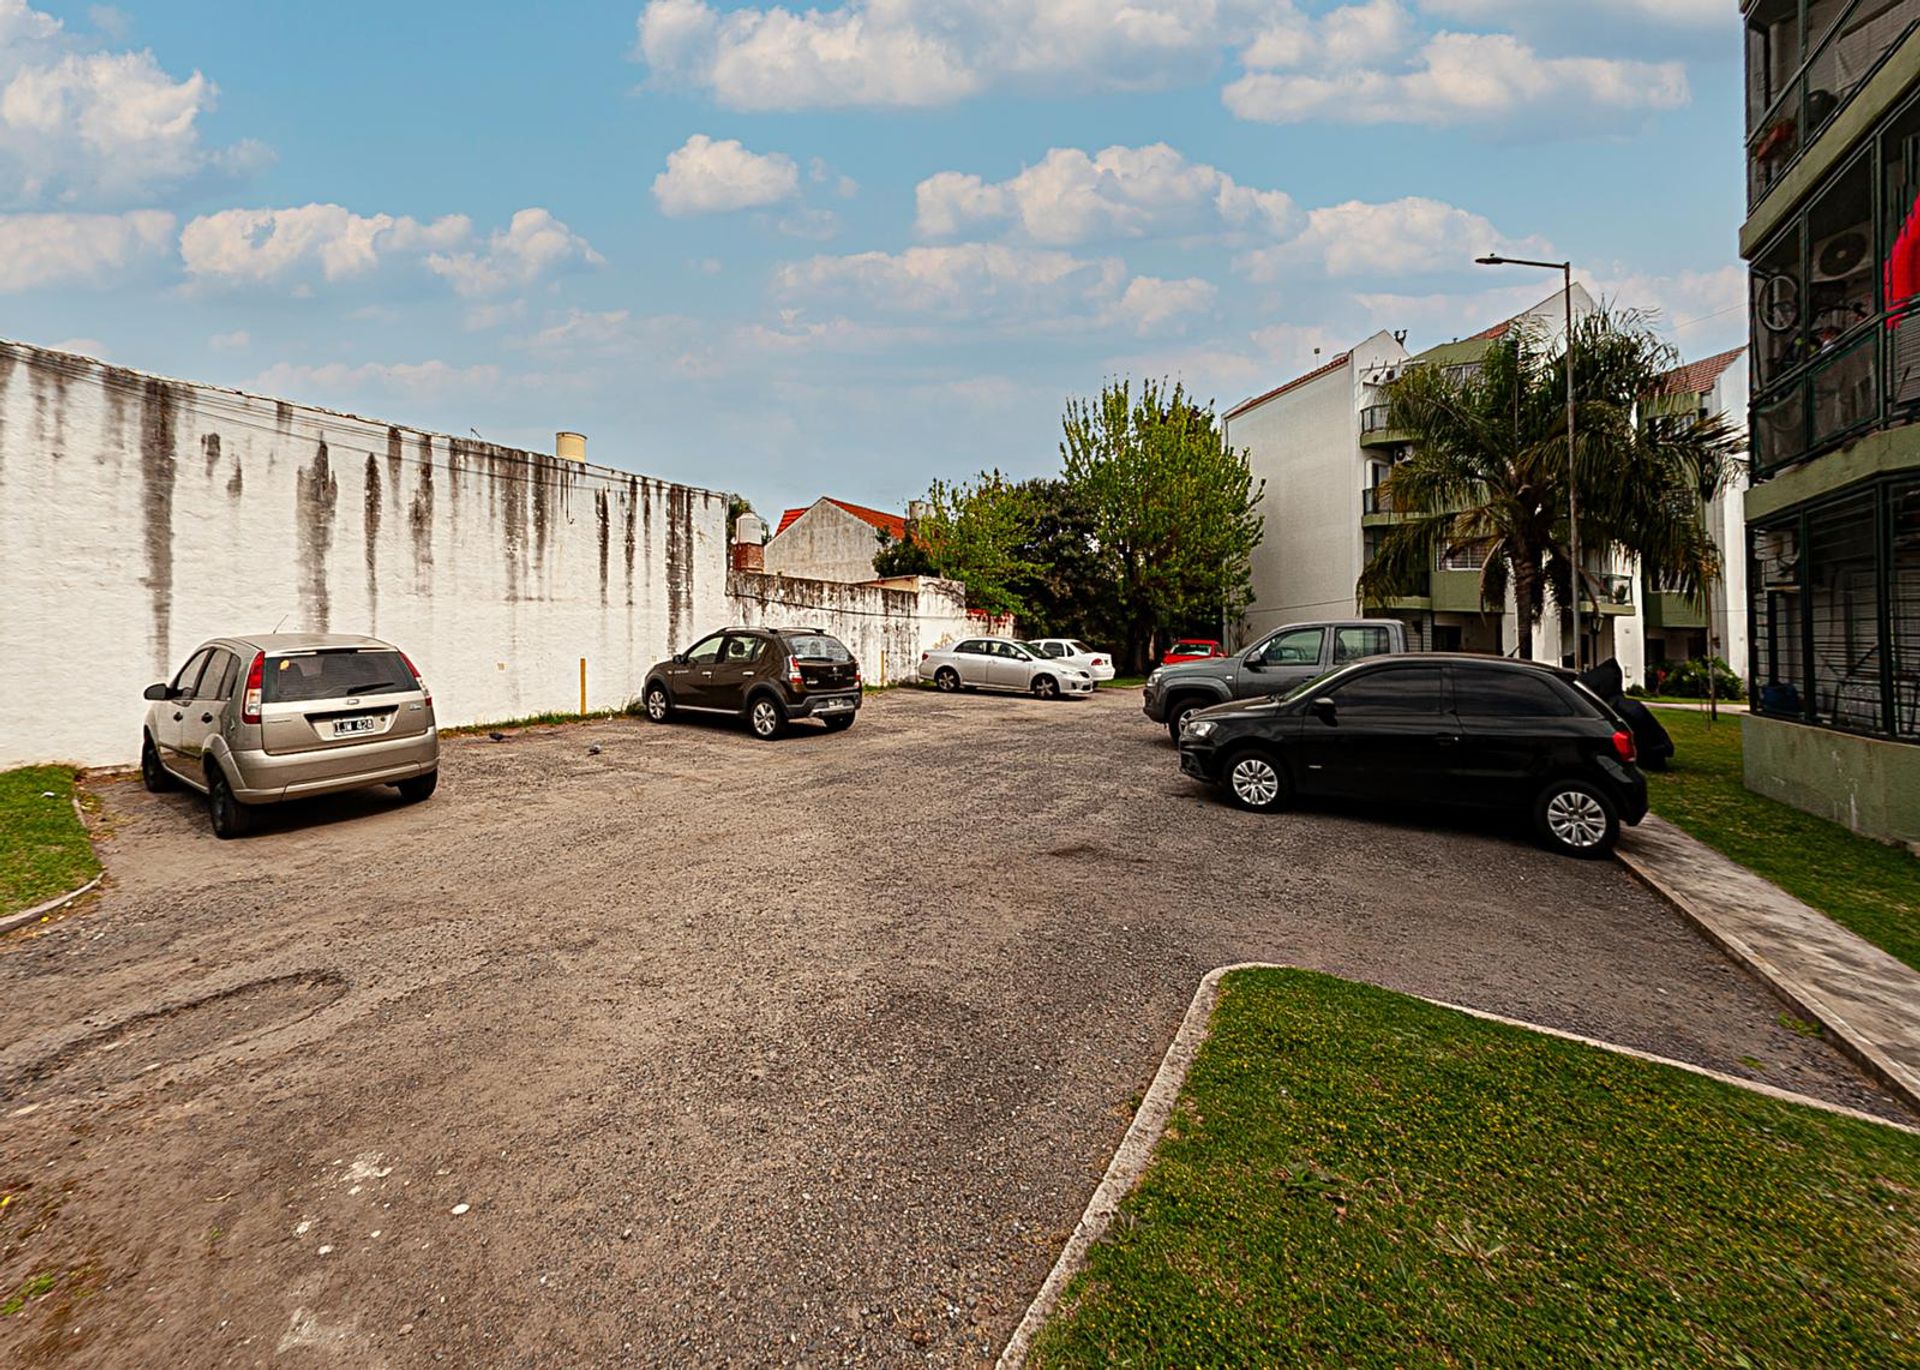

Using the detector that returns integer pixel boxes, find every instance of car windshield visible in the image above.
[787,634,852,663]
[263,650,414,704]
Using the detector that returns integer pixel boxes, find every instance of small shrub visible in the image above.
[1658,656,1743,700]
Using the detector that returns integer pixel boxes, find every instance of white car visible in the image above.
[920,638,1096,699]
[1026,638,1116,682]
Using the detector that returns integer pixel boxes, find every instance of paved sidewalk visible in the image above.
[1618,814,1920,1111]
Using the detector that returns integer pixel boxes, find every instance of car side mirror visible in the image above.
[1244,655,1263,669]
[1311,697,1337,721]
[673,652,687,665]
[144,683,171,701]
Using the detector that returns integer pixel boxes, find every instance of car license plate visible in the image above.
[333,716,378,737]
[817,696,853,713]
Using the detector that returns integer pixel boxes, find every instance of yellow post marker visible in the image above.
[579,658,587,715]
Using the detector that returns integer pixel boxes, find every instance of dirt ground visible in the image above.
[1,686,1906,1366]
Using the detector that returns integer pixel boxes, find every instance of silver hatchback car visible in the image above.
[140,633,439,838]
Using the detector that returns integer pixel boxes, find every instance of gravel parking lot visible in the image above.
[1,686,1906,1366]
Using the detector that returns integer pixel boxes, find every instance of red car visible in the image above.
[1163,639,1226,665]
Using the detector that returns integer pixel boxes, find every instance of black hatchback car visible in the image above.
[1176,654,1648,857]
[641,626,861,740]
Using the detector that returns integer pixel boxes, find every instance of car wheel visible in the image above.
[1534,779,1618,858]
[644,683,673,723]
[823,715,854,733]
[141,733,174,793]
[934,668,960,693]
[1166,697,1205,743]
[749,696,787,741]
[1033,674,1060,701]
[396,769,439,803]
[205,763,255,839]
[1223,747,1289,814]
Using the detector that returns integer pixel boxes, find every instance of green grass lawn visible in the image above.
[0,766,99,917]
[1647,710,1920,974]
[1030,969,1920,1369]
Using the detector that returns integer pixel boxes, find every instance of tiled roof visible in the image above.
[1655,345,1746,398]
[774,497,908,541]
[1224,352,1351,420]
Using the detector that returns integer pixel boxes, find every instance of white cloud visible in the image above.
[0,0,267,206]
[425,208,603,297]
[916,143,1298,245]
[1103,275,1217,334]
[653,133,800,215]
[179,204,600,299]
[1224,30,1688,127]
[1243,0,1414,71]
[208,328,249,350]
[637,0,1247,111]
[1237,195,1549,280]
[0,207,171,290]
[1420,0,1724,29]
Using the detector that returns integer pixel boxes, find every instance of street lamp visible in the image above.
[1476,254,1581,671]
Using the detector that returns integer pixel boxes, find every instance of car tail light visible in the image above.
[1611,729,1637,764]
[400,651,431,707]
[1093,657,1107,667]
[241,651,265,724]
[790,659,805,689]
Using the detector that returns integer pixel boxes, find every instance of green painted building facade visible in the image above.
[1742,0,1920,843]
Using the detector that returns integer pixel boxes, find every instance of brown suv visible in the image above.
[641,627,861,740]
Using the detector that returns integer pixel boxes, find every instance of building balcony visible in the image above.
[1358,405,1410,446]
[1745,0,1920,214]
[1645,589,1711,630]
[1582,572,1635,616]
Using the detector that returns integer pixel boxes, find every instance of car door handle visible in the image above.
[200,712,214,723]
[1435,734,1461,746]
[172,711,183,721]
[700,669,714,677]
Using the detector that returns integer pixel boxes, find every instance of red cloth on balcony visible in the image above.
[1887,190,1920,315]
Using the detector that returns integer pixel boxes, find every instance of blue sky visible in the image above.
[1,0,1746,518]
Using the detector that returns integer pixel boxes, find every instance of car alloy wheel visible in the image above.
[751,699,783,739]
[645,686,670,722]
[1034,675,1059,700]
[935,668,960,692]
[1544,788,1608,851]
[1228,754,1283,811]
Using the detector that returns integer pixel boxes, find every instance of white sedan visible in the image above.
[920,638,1096,699]
[1026,638,1116,682]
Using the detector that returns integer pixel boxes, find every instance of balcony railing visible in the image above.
[1360,404,1392,436]
[1586,572,1635,610]
[1752,309,1895,475]
[1747,0,1920,211]
[1362,484,1396,515]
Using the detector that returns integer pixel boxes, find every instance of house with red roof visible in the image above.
[764,496,912,585]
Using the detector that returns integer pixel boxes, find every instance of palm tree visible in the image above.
[1357,308,1741,659]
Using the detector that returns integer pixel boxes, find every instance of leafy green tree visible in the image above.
[1060,379,1265,671]
[876,471,1045,619]
[1357,309,1740,658]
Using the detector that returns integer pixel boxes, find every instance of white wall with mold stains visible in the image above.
[727,571,974,686]
[0,340,732,768]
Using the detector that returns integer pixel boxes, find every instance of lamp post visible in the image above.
[1476,254,1581,671]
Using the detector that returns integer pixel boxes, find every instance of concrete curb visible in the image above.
[994,963,1917,1370]
[1614,842,1920,1115]
[0,873,104,937]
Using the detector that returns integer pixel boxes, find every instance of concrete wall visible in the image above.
[0,340,731,768]
[727,571,972,685]
[1744,713,1920,846]
[762,501,887,584]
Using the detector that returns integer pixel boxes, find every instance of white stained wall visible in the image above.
[1709,364,1752,678]
[0,341,730,768]
[727,571,972,685]
[1233,332,1410,638]
[762,501,889,584]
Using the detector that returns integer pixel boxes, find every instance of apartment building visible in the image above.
[1740,0,1920,843]
[1226,287,1605,664]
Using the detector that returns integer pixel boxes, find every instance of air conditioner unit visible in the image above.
[1811,226,1872,282]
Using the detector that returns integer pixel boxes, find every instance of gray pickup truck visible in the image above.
[1141,619,1409,739]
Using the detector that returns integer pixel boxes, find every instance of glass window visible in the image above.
[1751,225,1805,392]
[684,635,725,665]
[787,634,851,662]
[1752,522,1808,716]
[1260,628,1325,666]
[1333,626,1394,665]
[1808,154,1876,347]
[1329,666,1444,714]
[720,635,766,664]
[262,650,416,704]
[170,648,213,697]
[1452,667,1578,718]
[1806,494,1884,731]
[1893,480,1920,738]
[1069,641,1094,655]
[956,640,986,655]
[203,651,239,701]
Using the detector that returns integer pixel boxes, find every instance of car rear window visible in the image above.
[1454,668,1580,718]
[264,650,415,704]
[786,634,852,663]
